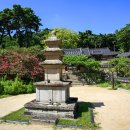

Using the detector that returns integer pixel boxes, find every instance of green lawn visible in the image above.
[1,108,32,122]
[56,102,97,129]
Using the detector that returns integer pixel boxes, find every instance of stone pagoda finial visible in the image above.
[47,30,58,41]
[51,30,56,37]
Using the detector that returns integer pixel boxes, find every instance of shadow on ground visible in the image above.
[77,102,91,118]
[91,102,105,108]
[77,101,105,118]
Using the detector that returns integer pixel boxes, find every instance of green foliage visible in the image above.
[3,80,15,95]
[0,4,41,48]
[116,24,130,51]
[0,76,35,95]
[78,30,117,50]
[115,83,130,90]
[125,83,130,90]
[0,48,44,81]
[78,30,93,48]
[26,82,35,93]
[115,84,124,89]
[63,55,100,70]
[63,55,87,65]
[2,76,27,95]
[1,108,32,122]
[80,71,105,84]
[98,82,111,88]
[63,55,102,84]
[3,37,17,48]
[0,95,11,99]
[0,82,4,94]
[57,102,96,129]
[98,82,130,90]
[110,57,130,77]
[54,28,79,48]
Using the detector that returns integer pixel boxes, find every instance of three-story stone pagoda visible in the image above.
[24,31,78,123]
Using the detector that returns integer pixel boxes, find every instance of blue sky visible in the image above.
[0,0,130,34]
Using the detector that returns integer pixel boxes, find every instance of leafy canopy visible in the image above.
[110,57,130,77]
[63,55,100,70]
[116,24,130,51]
[0,4,41,48]
[54,28,79,49]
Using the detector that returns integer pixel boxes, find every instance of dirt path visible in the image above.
[0,86,130,130]
[0,122,71,130]
[71,86,130,130]
[0,93,35,117]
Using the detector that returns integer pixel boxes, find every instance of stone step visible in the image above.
[65,71,85,86]
[68,75,80,79]
[72,80,82,83]
[68,74,78,76]
[67,79,81,83]
[69,77,79,80]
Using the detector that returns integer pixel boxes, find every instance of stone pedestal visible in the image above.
[24,97,78,123]
[24,31,78,123]
[35,81,70,103]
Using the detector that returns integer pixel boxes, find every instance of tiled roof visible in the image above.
[82,48,91,56]
[63,48,90,56]
[118,52,130,57]
[89,48,116,56]
[63,48,118,57]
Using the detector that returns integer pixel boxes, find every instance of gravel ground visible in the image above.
[0,86,130,130]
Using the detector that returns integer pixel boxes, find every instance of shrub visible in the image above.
[1,76,35,95]
[3,80,14,95]
[110,57,130,77]
[115,84,125,89]
[125,83,130,90]
[26,82,35,93]
[98,82,111,88]
[114,83,130,90]
[79,70,105,84]
[10,77,27,95]
[63,55,100,70]
[0,49,44,81]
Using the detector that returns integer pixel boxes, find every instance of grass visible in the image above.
[97,81,130,90]
[1,103,98,129]
[1,108,32,122]
[125,84,130,90]
[0,94,11,99]
[56,102,97,129]
[97,82,111,88]
[97,82,118,90]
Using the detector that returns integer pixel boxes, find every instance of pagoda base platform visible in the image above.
[24,97,78,124]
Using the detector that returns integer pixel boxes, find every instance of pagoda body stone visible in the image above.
[24,31,78,123]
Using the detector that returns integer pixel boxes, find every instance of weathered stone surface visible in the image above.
[44,48,62,51]
[25,99,77,111]
[34,81,71,87]
[35,86,70,103]
[42,60,62,64]
[24,31,78,123]
[24,98,78,119]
